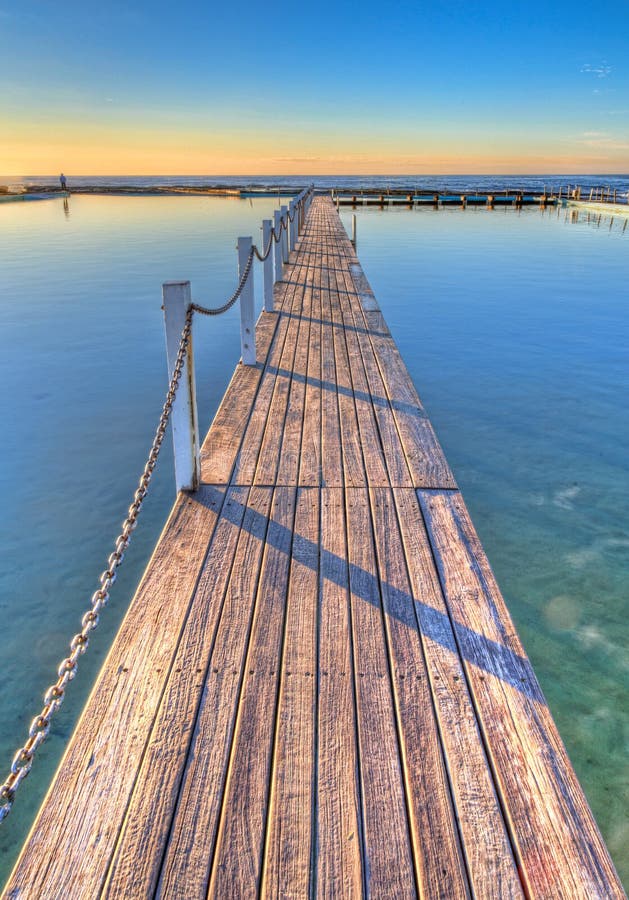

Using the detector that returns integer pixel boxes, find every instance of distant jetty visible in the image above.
[2,182,627,208]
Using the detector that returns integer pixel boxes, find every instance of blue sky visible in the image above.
[1,0,627,173]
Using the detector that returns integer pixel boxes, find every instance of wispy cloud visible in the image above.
[581,62,612,78]
[578,131,629,151]
[273,157,323,162]
[271,154,405,164]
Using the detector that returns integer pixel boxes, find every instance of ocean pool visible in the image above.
[0,195,626,885]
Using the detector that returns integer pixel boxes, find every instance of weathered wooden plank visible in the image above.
[329,217,455,490]
[329,237,389,487]
[261,487,319,898]
[297,245,322,487]
[208,487,296,896]
[317,488,364,896]
[394,487,525,896]
[101,485,249,897]
[253,268,305,485]
[419,489,625,899]
[328,226,367,489]
[5,488,225,899]
[274,255,313,486]
[200,311,279,484]
[375,487,521,897]
[319,219,344,487]
[334,234,413,488]
[231,254,305,485]
[345,487,417,897]
[157,487,273,898]
[365,320,456,489]
[368,487,472,896]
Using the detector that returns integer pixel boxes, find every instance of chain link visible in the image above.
[191,247,254,316]
[252,233,274,263]
[0,308,194,823]
[0,186,312,822]
[254,194,307,261]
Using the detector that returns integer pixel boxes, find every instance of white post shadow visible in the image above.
[238,237,256,366]
[162,281,200,492]
[262,219,273,311]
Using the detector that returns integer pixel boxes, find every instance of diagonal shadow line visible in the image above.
[275,309,389,339]
[198,486,545,704]
[277,280,366,301]
[264,363,429,420]
[283,266,352,276]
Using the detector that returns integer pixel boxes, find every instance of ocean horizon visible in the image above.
[3,173,629,195]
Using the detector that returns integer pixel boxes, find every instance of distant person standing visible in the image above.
[59,173,67,192]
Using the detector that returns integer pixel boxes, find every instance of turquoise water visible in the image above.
[0,196,627,885]
[341,203,629,883]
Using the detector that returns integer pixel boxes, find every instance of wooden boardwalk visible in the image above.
[6,197,623,899]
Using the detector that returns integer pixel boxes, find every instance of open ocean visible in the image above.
[3,173,629,196]
[0,187,627,887]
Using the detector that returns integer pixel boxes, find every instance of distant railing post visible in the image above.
[290,200,297,250]
[262,219,274,311]
[237,237,256,365]
[273,209,283,281]
[280,204,289,263]
[162,281,200,492]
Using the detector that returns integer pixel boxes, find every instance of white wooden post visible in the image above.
[162,281,200,492]
[273,209,283,281]
[287,201,293,251]
[262,219,273,311]
[280,204,289,262]
[238,237,256,365]
[352,213,357,246]
[289,201,297,250]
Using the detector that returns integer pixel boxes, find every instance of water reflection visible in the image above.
[565,206,629,235]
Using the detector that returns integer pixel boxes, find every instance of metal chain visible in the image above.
[254,194,307,261]
[252,232,274,262]
[0,308,194,823]
[0,187,312,822]
[191,247,254,316]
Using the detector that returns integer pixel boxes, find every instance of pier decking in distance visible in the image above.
[5,198,623,898]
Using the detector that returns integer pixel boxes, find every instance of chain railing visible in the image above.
[0,307,194,822]
[0,184,314,823]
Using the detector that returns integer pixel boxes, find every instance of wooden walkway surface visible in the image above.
[5,197,623,899]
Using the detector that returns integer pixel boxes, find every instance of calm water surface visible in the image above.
[0,195,627,885]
